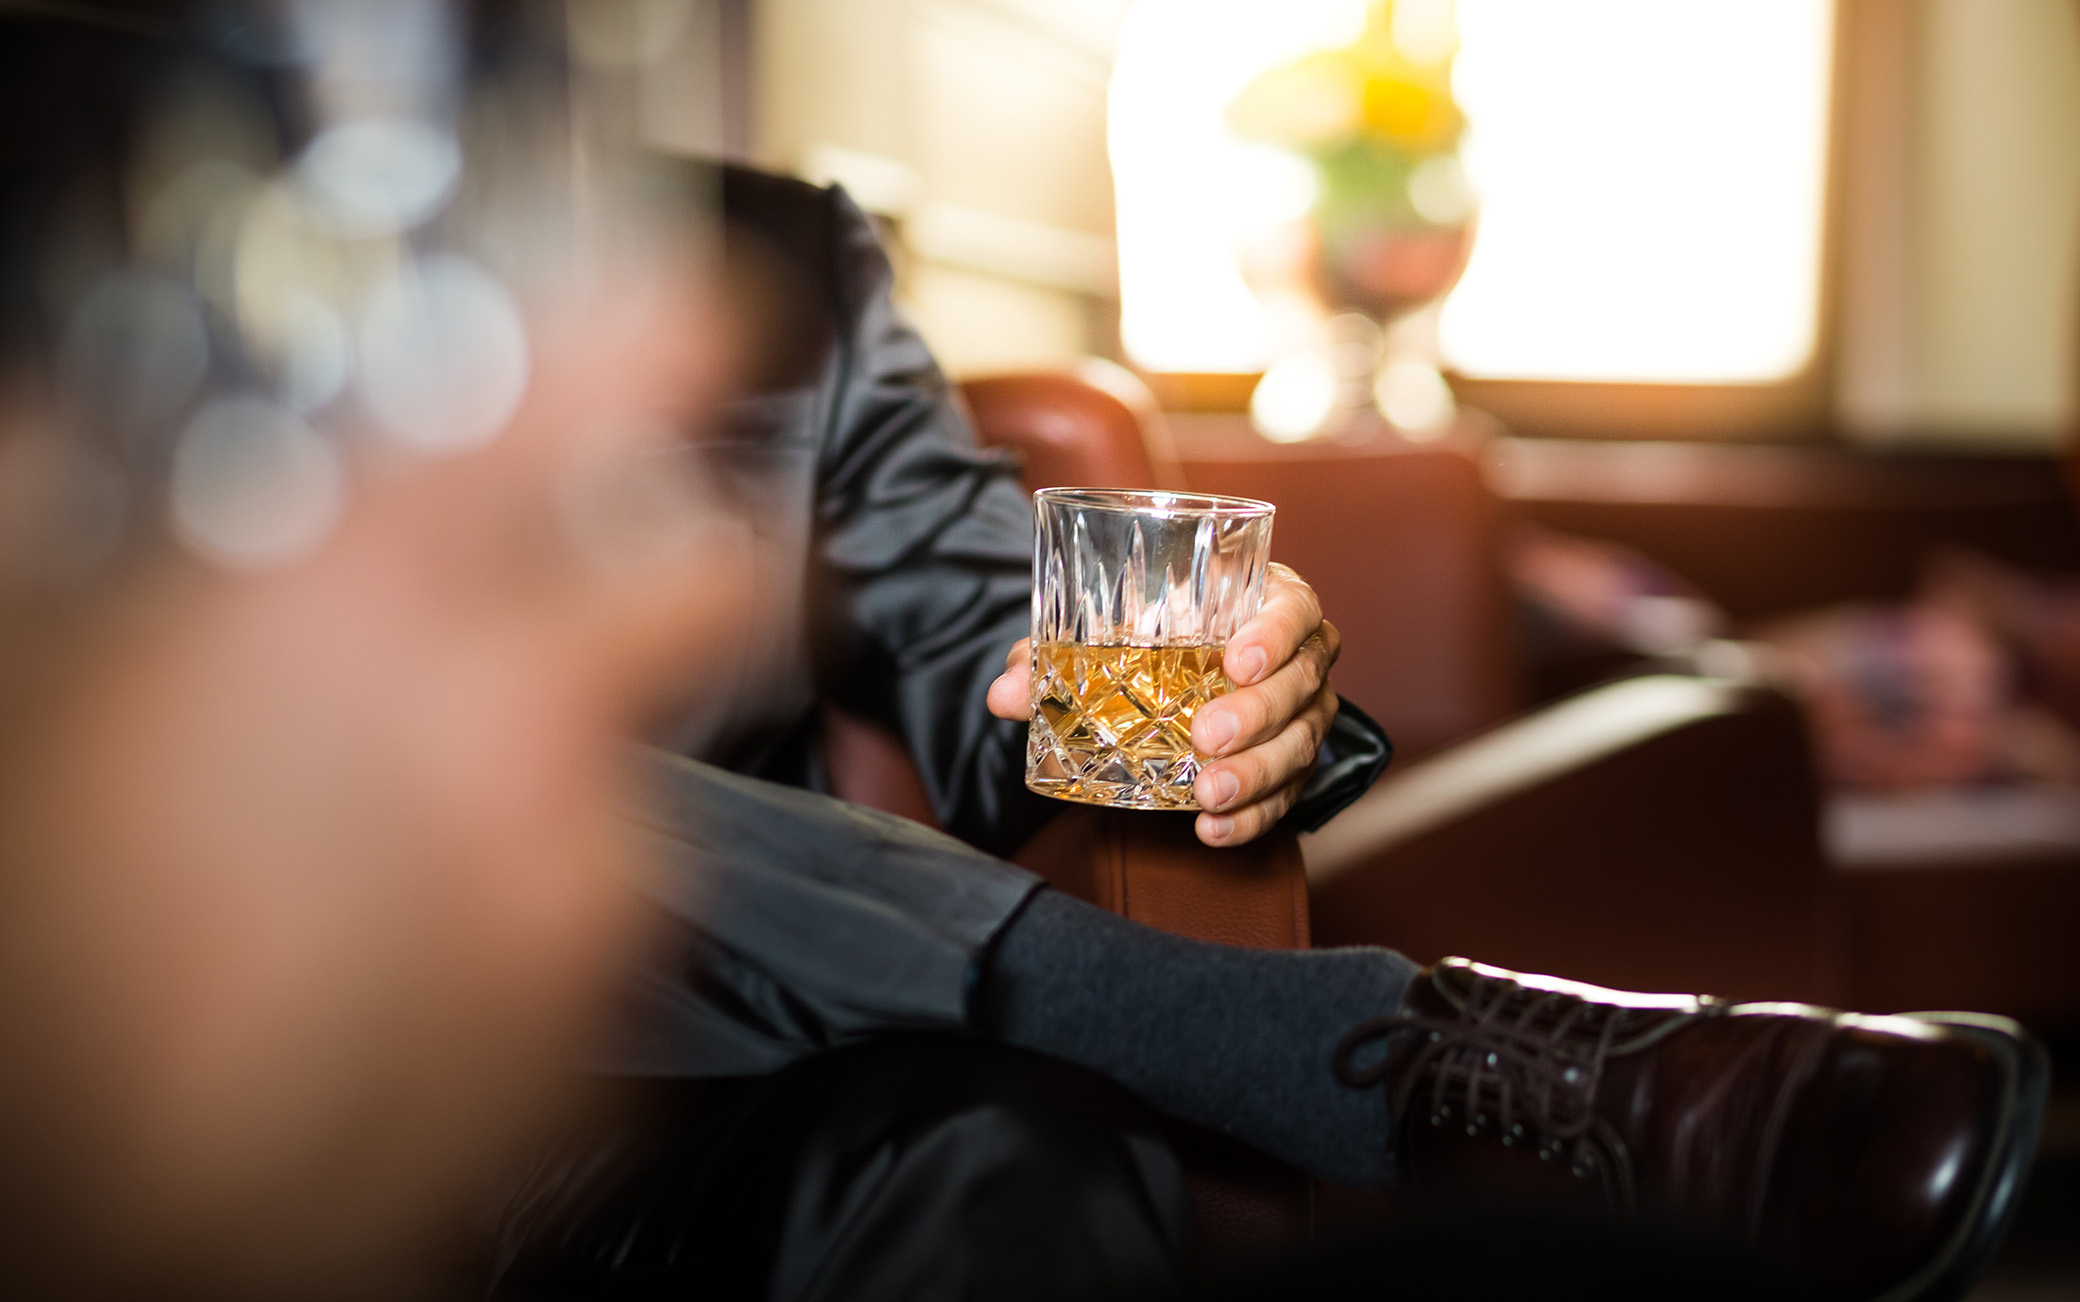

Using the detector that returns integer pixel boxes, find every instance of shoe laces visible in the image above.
[1334,971,1649,1207]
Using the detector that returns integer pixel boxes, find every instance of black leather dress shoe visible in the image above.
[1334,959,2048,1302]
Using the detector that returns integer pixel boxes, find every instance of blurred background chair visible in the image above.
[1484,435,2080,1034]
[1304,674,1835,1002]
[1172,417,1842,1004]
[1166,408,2080,1037]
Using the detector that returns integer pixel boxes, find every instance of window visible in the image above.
[1110,0,1837,392]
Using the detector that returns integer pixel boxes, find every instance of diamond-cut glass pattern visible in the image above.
[1028,643,1231,809]
[1025,488,1273,811]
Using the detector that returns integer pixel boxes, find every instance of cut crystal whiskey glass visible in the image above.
[1026,488,1274,810]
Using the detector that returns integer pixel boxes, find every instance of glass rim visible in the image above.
[1033,486,1274,519]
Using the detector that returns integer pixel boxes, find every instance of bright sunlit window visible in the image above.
[1110,0,1837,384]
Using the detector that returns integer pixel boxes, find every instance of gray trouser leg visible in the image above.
[605,750,1043,1077]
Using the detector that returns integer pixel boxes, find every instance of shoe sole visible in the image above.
[1876,1013,2050,1302]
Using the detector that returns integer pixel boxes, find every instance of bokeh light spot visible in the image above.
[1374,357,1456,435]
[1251,350,1339,441]
[170,395,344,568]
[277,291,351,415]
[296,117,462,237]
[357,254,529,453]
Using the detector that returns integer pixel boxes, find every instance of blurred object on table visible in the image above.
[1753,599,2080,793]
[1502,522,1728,701]
[1923,547,2080,736]
[1223,0,1473,442]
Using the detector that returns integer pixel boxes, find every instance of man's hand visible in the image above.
[987,563,1340,846]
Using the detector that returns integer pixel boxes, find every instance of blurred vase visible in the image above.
[1313,217,1475,323]
[1243,211,1475,443]
[1221,0,1475,442]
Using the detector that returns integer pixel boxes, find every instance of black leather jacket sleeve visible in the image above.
[802,185,1059,856]
[718,169,1389,855]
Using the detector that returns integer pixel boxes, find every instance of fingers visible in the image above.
[986,637,1032,720]
[1195,768,1309,846]
[1192,682,1338,845]
[1222,564,1331,687]
[1191,620,1338,756]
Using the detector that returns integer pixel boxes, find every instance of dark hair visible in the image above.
[0,6,211,369]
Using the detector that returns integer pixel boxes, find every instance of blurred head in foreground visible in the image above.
[0,2,739,1294]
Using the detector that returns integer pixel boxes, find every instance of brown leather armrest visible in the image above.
[1305,675,1836,1003]
[1012,807,1309,950]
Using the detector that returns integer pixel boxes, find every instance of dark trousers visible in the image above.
[493,1036,1192,1302]
[491,1037,1798,1302]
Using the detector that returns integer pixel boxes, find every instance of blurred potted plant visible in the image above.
[1227,0,1475,440]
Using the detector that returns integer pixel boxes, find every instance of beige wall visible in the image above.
[751,0,1128,376]
[1838,0,2080,449]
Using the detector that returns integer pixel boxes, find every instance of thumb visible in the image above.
[986,649,1031,720]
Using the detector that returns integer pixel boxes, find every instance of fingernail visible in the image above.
[1210,772,1241,808]
[1232,647,1268,684]
[1198,711,1239,753]
[1202,814,1234,842]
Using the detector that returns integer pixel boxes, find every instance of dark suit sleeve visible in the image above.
[808,186,1059,856]
[807,185,1390,850]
